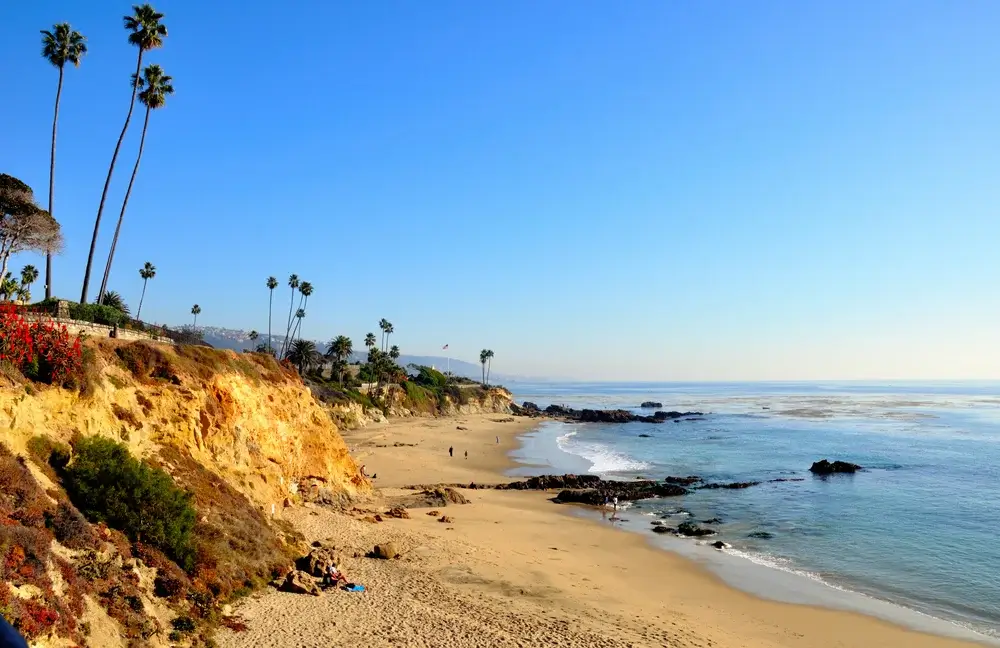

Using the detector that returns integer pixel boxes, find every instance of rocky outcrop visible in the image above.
[640,401,663,408]
[664,476,702,486]
[280,570,321,596]
[514,402,704,424]
[496,475,602,491]
[699,481,761,490]
[809,460,862,475]
[296,541,341,576]
[373,542,399,559]
[389,487,470,509]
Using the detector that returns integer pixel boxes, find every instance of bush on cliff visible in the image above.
[63,437,197,570]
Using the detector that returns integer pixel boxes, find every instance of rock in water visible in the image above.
[676,522,716,537]
[747,531,774,539]
[640,401,663,408]
[280,570,321,596]
[809,459,862,475]
[711,541,728,549]
[651,525,673,534]
[373,542,400,559]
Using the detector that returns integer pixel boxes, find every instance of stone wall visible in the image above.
[22,313,172,344]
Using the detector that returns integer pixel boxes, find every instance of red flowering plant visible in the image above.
[0,304,82,386]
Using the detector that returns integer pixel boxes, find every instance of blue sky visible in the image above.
[3,1,1000,380]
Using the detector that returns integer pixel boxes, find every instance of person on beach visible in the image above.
[611,496,619,520]
[465,450,468,460]
[496,435,499,444]
[449,446,453,457]
[323,561,346,588]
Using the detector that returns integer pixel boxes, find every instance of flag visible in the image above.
[442,344,449,350]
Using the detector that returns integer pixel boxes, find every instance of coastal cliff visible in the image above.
[0,340,369,508]
[0,340,369,646]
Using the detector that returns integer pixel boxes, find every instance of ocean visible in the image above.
[505,381,1000,643]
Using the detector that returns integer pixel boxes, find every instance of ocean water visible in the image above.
[506,381,1000,642]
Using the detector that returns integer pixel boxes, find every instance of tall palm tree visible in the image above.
[41,23,87,300]
[135,261,155,320]
[389,345,400,362]
[20,265,40,300]
[191,303,201,328]
[384,321,394,352]
[291,281,312,342]
[326,335,353,384]
[98,64,174,302]
[286,339,319,375]
[378,318,389,351]
[266,276,278,352]
[293,307,305,343]
[365,332,376,349]
[81,4,166,304]
[485,349,495,386]
[247,330,259,350]
[280,274,299,356]
[480,349,489,386]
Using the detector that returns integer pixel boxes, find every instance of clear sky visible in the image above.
[3,1,1000,381]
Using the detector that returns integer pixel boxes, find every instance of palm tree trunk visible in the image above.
[46,65,64,300]
[486,358,491,386]
[482,363,486,386]
[136,278,148,320]
[98,105,150,303]
[281,288,295,356]
[193,313,197,328]
[267,289,274,353]
[82,51,143,304]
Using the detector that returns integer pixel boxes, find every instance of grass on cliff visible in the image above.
[107,340,295,387]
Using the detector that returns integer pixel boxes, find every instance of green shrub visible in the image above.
[68,302,124,326]
[62,437,196,570]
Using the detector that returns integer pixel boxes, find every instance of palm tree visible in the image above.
[98,64,174,302]
[0,274,19,302]
[365,332,376,349]
[291,281,312,342]
[41,23,87,300]
[191,303,201,328]
[248,330,259,350]
[378,318,390,351]
[486,349,495,386]
[15,286,30,304]
[326,335,353,384]
[384,321,394,352]
[293,308,305,342]
[480,349,489,386]
[81,4,167,304]
[266,276,278,352]
[286,339,319,375]
[99,290,130,316]
[280,274,299,356]
[135,261,155,320]
[20,265,39,299]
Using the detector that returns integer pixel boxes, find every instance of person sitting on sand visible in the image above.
[449,446,453,457]
[323,561,346,588]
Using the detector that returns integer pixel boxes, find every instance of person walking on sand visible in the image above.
[496,435,499,444]
[612,496,619,520]
[449,446,453,457]
[465,450,468,460]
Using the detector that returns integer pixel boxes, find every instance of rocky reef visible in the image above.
[809,459,862,474]
[513,402,704,424]
[639,401,663,408]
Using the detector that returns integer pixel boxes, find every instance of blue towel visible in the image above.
[344,583,365,592]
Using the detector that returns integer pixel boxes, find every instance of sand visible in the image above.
[218,414,985,648]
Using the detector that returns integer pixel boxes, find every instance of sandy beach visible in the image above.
[218,414,986,648]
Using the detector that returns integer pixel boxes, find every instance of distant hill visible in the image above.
[194,327,517,382]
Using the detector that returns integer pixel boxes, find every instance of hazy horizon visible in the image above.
[6,2,1000,381]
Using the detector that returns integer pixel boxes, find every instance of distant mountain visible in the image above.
[194,327,520,382]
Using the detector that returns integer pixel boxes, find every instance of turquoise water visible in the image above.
[507,382,1000,641]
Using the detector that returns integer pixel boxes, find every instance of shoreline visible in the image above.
[219,414,992,648]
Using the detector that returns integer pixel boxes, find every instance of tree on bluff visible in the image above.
[0,174,63,283]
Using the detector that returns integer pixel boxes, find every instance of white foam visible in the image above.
[555,433,651,474]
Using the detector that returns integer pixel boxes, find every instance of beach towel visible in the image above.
[344,583,366,592]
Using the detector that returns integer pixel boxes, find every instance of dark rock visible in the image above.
[438,515,454,523]
[554,480,688,506]
[769,478,805,483]
[664,476,702,486]
[699,481,761,490]
[373,542,400,560]
[385,507,410,519]
[651,525,674,534]
[702,518,723,525]
[711,541,728,549]
[640,401,663,408]
[521,403,704,425]
[677,522,716,537]
[809,460,862,475]
[280,570,321,596]
[651,520,664,526]
[748,531,774,539]
[497,474,601,491]
[638,434,651,438]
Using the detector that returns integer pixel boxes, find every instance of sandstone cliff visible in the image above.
[0,339,369,509]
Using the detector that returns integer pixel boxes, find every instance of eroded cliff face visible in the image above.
[325,385,515,427]
[0,340,369,509]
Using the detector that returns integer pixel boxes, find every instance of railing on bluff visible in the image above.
[13,299,199,345]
